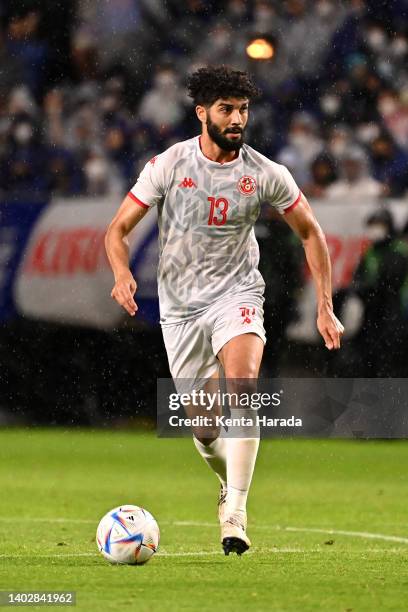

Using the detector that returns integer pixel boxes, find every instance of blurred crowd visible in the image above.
[0,0,407,200]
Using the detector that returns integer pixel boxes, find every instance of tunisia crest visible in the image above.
[238,175,257,196]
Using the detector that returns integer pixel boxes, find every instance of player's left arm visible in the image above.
[282,193,344,350]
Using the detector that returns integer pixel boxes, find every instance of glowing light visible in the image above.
[246,38,274,60]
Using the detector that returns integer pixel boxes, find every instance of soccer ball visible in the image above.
[96,505,160,565]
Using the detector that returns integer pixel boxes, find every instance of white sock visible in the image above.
[225,436,260,515]
[193,436,227,488]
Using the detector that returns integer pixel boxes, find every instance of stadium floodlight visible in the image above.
[246,37,274,60]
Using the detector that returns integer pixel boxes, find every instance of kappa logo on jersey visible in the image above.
[238,175,257,196]
[149,155,158,165]
[240,306,256,324]
[178,177,197,188]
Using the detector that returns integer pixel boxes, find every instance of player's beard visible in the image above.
[206,116,245,152]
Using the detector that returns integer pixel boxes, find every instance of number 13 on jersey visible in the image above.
[207,196,229,226]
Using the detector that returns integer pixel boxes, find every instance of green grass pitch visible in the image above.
[0,429,407,611]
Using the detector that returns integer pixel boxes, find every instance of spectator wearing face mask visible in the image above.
[277,112,323,187]
[353,120,381,149]
[362,21,388,57]
[319,88,345,126]
[0,117,50,197]
[369,132,408,198]
[389,30,408,78]
[251,0,282,35]
[377,89,408,152]
[326,145,384,200]
[193,21,238,68]
[138,66,186,137]
[360,21,407,85]
[303,153,338,198]
[82,147,123,196]
[327,124,354,160]
[63,94,102,159]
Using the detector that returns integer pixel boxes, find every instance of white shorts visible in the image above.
[161,293,266,392]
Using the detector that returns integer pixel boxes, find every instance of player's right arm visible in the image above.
[105,194,149,316]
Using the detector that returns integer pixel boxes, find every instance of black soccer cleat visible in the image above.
[222,536,250,556]
[220,513,251,555]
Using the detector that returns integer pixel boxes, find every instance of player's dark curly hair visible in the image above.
[187,65,261,106]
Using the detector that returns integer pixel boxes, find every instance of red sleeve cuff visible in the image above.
[128,192,150,209]
[283,190,302,215]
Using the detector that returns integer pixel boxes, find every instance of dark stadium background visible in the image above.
[0,0,408,426]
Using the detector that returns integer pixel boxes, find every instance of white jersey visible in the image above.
[129,136,301,325]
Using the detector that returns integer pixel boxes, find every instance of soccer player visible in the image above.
[105,66,344,556]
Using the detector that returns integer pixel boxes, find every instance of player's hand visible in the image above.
[111,271,138,317]
[317,309,344,350]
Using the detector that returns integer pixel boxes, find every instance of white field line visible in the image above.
[0,517,95,524]
[0,549,276,559]
[0,552,98,558]
[170,521,408,544]
[282,526,408,544]
[0,548,407,560]
[0,516,407,545]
